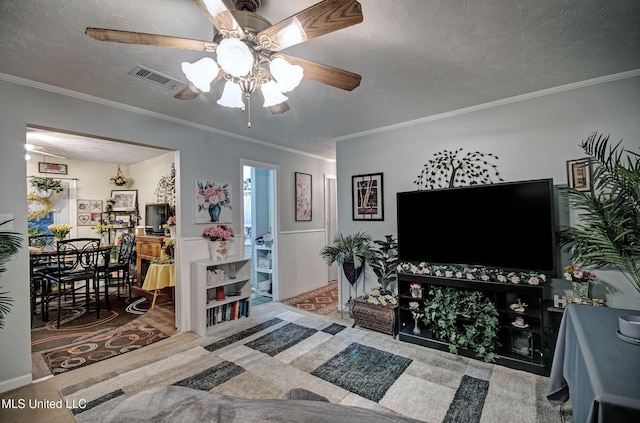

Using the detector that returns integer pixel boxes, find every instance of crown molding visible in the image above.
[0,73,336,163]
[335,69,640,142]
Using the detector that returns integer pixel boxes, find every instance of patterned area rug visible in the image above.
[281,281,338,315]
[60,302,562,423]
[32,295,168,375]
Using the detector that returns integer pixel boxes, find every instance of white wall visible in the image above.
[0,78,335,393]
[336,75,640,311]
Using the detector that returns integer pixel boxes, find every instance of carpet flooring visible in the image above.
[59,302,563,423]
[281,281,338,315]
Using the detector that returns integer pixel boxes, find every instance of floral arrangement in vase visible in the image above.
[360,287,397,306]
[48,223,72,240]
[408,301,423,334]
[410,283,422,298]
[202,224,234,241]
[203,224,234,261]
[196,181,231,222]
[564,264,596,298]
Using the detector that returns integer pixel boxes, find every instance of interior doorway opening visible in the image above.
[241,161,277,306]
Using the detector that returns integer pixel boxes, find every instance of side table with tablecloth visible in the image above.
[546,304,640,423]
[141,262,175,308]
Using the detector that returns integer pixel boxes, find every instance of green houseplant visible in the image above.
[422,287,500,362]
[0,219,22,329]
[368,234,398,293]
[559,132,640,295]
[29,177,63,198]
[320,231,372,285]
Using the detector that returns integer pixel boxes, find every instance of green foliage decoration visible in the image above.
[368,234,398,292]
[0,219,22,329]
[422,287,500,362]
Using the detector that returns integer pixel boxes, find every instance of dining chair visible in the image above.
[42,238,103,328]
[28,234,57,324]
[99,233,136,301]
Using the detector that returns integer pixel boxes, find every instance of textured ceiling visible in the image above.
[2,0,639,162]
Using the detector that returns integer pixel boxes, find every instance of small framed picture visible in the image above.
[294,172,312,221]
[566,158,591,191]
[352,173,384,221]
[39,162,67,175]
[111,190,138,211]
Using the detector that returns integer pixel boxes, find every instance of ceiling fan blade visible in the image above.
[192,0,245,38]
[268,101,290,114]
[256,0,363,51]
[174,83,202,100]
[86,28,217,52]
[279,53,361,91]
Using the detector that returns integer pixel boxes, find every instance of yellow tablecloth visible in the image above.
[142,262,175,308]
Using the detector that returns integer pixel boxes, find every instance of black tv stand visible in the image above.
[397,272,551,375]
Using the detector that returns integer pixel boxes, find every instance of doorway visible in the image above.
[324,175,338,282]
[241,161,278,306]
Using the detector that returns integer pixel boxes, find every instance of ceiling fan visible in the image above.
[85,0,363,126]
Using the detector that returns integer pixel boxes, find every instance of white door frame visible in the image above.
[240,159,279,300]
[324,174,338,282]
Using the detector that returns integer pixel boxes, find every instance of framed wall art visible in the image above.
[566,158,591,191]
[111,190,138,211]
[352,173,384,221]
[295,172,312,221]
[77,199,103,226]
[39,162,67,175]
[194,180,232,223]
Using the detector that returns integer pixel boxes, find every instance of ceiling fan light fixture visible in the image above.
[217,81,245,108]
[181,57,219,92]
[276,18,306,47]
[260,80,288,107]
[270,57,303,93]
[217,38,253,77]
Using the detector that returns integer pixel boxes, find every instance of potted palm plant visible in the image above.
[559,132,640,296]
[320,231,372,285]
[0,219,22,329]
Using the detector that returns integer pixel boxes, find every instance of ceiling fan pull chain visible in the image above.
[247,93,252,128]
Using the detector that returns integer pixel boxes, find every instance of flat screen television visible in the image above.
[145,203,170,235]
[396,179,557,276]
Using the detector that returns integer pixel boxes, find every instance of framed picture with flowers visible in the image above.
[352,173,383,221]
[295,172,312,221]
[194,180,232,224]
[111,190,137,211]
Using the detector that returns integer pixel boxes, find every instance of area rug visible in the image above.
[32,295,168,375]
[281,281,338,315]
[60,302,562,423]
[31,295,150,353]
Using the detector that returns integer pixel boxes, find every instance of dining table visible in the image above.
[141,261,175,309]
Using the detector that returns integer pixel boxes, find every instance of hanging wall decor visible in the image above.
[414,148,503,190]
[194,180,232,224]
[352,173,383,221]
[566,158,591,191]
[77,199,103,226]
[294,172,312,221]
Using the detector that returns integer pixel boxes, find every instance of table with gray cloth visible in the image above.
[104,386,424,422]
[546,304,640,423]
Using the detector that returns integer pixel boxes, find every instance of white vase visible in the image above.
[208,240,228,261]
[169,227,176,239]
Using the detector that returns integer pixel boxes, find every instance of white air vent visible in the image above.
[128,65,185,91]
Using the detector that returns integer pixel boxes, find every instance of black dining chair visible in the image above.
[42,238,103,328]
[28,234,58,324]
[98,232,136,303]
